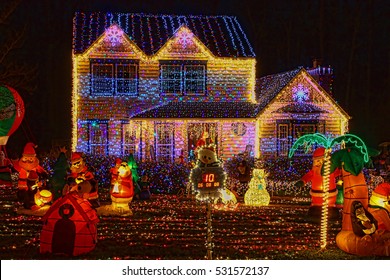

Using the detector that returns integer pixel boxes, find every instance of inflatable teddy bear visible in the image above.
[190,145,226,202]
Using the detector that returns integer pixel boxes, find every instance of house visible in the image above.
[72,12,350,162]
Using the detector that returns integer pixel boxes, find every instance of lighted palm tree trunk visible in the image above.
[320,148,331,248]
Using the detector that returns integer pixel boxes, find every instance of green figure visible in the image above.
[127,154,140,194]
[49,147,69,201]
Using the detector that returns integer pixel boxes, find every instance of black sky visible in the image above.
[4,0,390,152]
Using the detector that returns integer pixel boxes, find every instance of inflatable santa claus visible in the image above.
[16,142,49,210]
[295,147,340,219]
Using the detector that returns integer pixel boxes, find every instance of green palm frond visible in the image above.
[288,133,329,158]
[330,134,369,163]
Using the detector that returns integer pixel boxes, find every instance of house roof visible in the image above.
[274,103,326,114]
[255,67,302,110]
[131,101,259,119]
[255,67,350,119]
[73,12,255,57]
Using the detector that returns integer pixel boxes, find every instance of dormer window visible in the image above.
[160,60,206,95]
[90,59,138,96]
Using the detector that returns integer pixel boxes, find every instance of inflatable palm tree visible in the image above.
[289,133,370,249]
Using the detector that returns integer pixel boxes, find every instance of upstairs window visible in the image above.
[90,59,138,96]
[160,60,206,95]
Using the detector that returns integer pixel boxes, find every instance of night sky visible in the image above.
[2,0,389,153]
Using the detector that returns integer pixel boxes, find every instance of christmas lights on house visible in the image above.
[72,12,349,165]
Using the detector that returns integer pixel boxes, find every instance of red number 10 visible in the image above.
[204,173,215,183]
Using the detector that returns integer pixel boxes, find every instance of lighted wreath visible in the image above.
[231,123,247,136]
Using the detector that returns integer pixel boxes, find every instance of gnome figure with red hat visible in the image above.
[368,176,390,231]
[295,147,341,220]
[16,142,49,210]
[63,152,99,208]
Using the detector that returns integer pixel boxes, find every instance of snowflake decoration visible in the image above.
[292,84,309,102]
[177,30,194,48]
[104,25,124,46]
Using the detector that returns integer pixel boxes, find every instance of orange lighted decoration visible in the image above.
[34,189,53,207]
[40,192,99,256]
[296,147,340,219]
[97,160,134,216]
[329,140,390,256]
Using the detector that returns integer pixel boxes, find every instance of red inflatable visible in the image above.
[40,193,99,256]
[368,182,390,231]
[297,147,340,219]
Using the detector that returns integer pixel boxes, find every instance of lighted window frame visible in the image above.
[154,122,175,162]
[90,59,138,97]
[159,60,206,95]
[276,120,324,156]
[121,122,140,159]
[87,120,109,155]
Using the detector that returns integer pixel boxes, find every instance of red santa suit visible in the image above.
[368,182,390,230]
[16,142,48,209]
[196,131,213,148]
[111,174,134,199]
[300,147,340,208]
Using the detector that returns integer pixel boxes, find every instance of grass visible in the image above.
[0,188,388,260]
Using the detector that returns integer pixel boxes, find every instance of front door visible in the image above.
[187,123,218,160]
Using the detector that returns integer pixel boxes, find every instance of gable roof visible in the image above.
[43,193,99,223]
[73,12,255,57]
[131,101,259,119]
[255,67,302,110]
[256,67,350,119]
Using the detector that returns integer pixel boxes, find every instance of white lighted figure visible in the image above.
[244,168,270,206]
[217,188,238,209]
